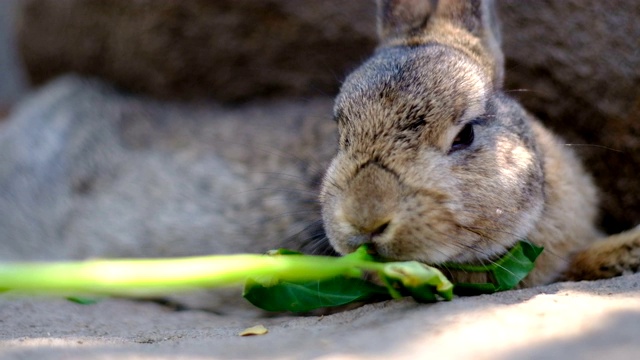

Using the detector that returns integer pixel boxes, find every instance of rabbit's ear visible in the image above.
[437,0,503,77]
[378,0,504,85]
[377,0,438,41]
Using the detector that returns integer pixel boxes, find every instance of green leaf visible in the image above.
[381,262,454,302]
[243,276,390,312]
[243,245,390,312]
[0,241,540,313]
[446,240,544,295]
[492,241,543,291]
[66,296,100,305]
[243,256,456,312]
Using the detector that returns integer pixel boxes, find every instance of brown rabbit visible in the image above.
[319,0,640,287]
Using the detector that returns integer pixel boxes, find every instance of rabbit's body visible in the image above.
[319,0,640,286]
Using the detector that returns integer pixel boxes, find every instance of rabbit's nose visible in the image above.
[347,220,391,249]
[339,161,401,251]
[370,221,390,237]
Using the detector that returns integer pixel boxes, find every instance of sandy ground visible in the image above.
[2,273,640,359]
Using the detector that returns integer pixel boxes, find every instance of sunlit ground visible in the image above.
[2,274,640,359]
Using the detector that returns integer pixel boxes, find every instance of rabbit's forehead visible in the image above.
[336,45,489,140]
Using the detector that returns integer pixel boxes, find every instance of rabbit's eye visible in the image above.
[450,123,475,152]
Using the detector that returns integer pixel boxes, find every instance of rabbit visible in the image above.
[318,0,640,287]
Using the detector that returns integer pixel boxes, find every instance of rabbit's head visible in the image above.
[320,0,546,265]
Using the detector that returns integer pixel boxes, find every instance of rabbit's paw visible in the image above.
[565,226,640,281]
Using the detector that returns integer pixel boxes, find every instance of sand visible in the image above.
[2,273,640,359]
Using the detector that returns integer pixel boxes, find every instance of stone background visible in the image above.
[0,0,29,116]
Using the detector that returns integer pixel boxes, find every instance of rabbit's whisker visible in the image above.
[564,143,624,153]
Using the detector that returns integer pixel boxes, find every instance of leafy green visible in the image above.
[243,246,454,312]
[244,247,392,311]
[0,241,542,313]
[66,296,100,305]
[382,261,454,302]
[244,241,540,312]
[444,241,544,295]
[244,277,389,312]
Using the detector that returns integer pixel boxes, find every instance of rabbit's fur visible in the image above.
[319,0,640,286]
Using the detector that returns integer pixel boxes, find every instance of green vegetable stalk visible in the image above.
[0,251,364,296]
[0,242,542,312]
[0,245,452,302]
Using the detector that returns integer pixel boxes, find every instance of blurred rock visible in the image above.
[498,0,640,232]
[0,76,336,262]
[0,0,29,111]
[17,0,376,102]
